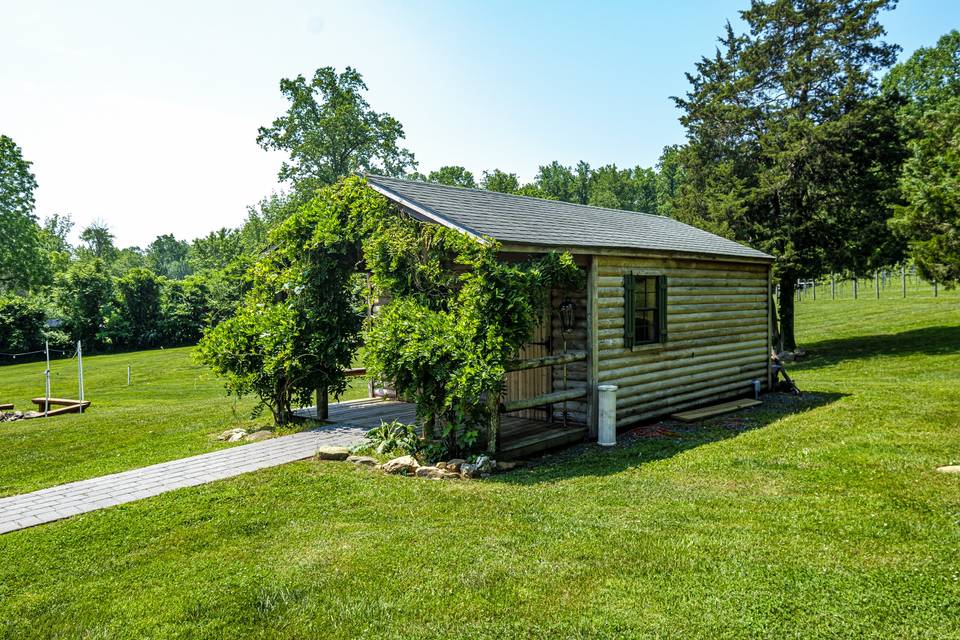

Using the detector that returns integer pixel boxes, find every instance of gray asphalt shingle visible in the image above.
[366,174,772,261]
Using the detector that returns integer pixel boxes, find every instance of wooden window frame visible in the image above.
[623,272,668,349]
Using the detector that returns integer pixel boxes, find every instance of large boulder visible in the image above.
[316,446,351,461]
[415,466,446,479]
[382,455,420,475]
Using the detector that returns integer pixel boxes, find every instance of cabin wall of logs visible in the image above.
[593,254,771,430]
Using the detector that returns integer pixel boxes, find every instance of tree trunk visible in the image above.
[778,274,797,351]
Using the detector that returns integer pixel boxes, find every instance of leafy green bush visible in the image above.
[363,420,420,456]
[0,296,46,354]
[57,258,112,348]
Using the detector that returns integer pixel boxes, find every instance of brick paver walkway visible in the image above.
[0,423,367,535]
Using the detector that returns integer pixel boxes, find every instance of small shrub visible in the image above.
[364,420,420,455]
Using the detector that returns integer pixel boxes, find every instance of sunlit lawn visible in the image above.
[0,290,958,638]
[0,346,367,497]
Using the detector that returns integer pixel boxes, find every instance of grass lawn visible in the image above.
[1,291,959,638]
[0,346,368,497]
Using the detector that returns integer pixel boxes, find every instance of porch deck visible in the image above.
[297,398,587,460]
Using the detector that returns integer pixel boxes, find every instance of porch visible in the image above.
[297,397,587,460]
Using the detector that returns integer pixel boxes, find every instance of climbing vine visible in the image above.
[199,175,583,454]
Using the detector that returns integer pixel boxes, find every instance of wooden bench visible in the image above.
[30,397,91,416]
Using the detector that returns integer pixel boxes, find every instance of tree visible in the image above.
[257,67,417,194]
[58,258,113,347]
[427,166,477,188]
[0,296,47,354]
[79,221,117,263]
[481,169,520,193]
[673,0,902,349]
[107,268,163,348]
[188,227,244,273]
[146,234,192,279]
[197,178,377,424]
[885,31,960,285]
[655,145,684,218]
[536,161,577,201]
[41,213,74,276]
[0,135,48,292]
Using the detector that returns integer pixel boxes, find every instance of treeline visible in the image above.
[0,183,297,356]
[3,7,958,357]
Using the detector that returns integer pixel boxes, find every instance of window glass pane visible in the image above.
[632,276,661,343]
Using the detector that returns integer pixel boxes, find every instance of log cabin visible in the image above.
[309,174,775,459]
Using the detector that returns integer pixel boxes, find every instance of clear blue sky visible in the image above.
[1,0,956,247]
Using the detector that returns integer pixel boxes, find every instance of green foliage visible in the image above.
[57,258,113,348]
[0,296,46,354]
[886,31,960,285]
[425,166,477,188]
[672,0,903,349]
[160,276,211,345]
[364,223,583,453]
[196,177,381,424]
[256,67,416,194]
[78,221,117,263]
[0,135,49,292]
[146,234,192,280]
[195,302,300,424]
[106,268,163,348]
[480,169,520,194]
[364,420,420,456]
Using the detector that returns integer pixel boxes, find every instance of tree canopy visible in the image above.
[257,67,417,194]
[885,30,960,285]
[672,0,903,349]
[0,135,48,292]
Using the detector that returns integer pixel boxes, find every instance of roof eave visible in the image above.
[365,177,489,244]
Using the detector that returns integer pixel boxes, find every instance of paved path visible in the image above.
[0,423,367,535]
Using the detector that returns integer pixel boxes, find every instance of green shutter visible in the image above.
[623,272,635,349]
[658,275,668,343]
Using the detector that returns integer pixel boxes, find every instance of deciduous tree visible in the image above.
[257,67,417,194]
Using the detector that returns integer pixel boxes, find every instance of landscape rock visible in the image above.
[382,455,419,475]
[0,411,23,423]
[460,463,478,479]
[347,455,378,466]
[415,466,446,479]
[219,428,248,442]
[495,460,524,472]
[435,461,447,470]
[475,455,494,473]
[446,458,466,472]
[936,465,960,474]
[244,430,272,442]
[316,446,351,461]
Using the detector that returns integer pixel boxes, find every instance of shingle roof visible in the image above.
[365,174,773,261]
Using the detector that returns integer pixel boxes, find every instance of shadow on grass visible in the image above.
[491,391,845,485]
[794,325,960,371]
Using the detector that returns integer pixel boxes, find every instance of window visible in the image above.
[623,273,667,348]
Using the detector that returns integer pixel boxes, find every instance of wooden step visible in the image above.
[670,398,761,423]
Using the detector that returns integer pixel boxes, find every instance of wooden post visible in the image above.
[812,280,816,300]
[831,273,836,300]
[901,264,906,298]
[853,276,858,299]
[934,281,938,298]
[875,271,880,299]
[487,389,501,455]
[316,387,328,420]
[586,256,600,437]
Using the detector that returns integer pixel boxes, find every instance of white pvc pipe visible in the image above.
[598,384,618,446]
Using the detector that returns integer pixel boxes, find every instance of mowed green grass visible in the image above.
[1,291,959,638]
[0,346,367,496]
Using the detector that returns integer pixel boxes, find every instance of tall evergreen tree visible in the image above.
[673,0,902,349]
